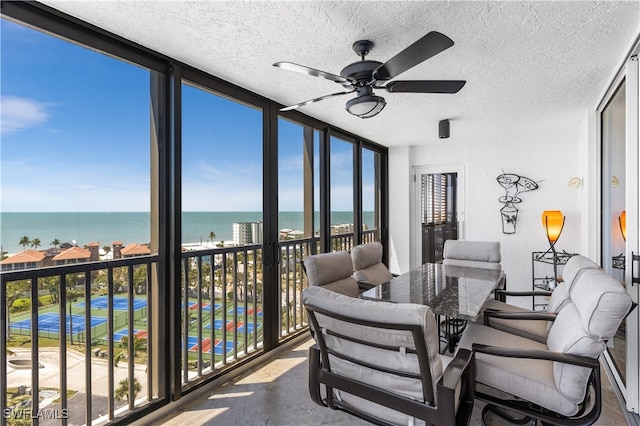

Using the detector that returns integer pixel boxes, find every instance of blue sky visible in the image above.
[1,19,374,212]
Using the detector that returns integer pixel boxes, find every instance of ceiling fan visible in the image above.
[273,31,466,118]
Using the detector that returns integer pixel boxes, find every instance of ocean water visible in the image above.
[0,211,374,255]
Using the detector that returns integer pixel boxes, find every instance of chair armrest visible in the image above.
[440,348,473,389]
[495,289,552,302]
[357,281,377,292]
[471,343,600,369]
[308,344,327,407]
[438,348,475,424]
[483,308,556,325]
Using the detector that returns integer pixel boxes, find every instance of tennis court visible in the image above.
[110,328,149,342]
[75,296,147,311]
[229,306,262,316]
[185,336,235,355]
[203,319,258,333]
[11,312,107,334]
[188,302,222,311]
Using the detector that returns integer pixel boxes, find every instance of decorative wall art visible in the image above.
[497,172,540,234]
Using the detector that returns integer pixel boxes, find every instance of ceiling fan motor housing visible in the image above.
[340,60,382,84]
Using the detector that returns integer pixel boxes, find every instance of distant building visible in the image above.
[0,249,46,271]
[121,243,151,257]
[330,223,354,235]
[233,222,263,245]
[52,246,91,265]
[86,242,100,262]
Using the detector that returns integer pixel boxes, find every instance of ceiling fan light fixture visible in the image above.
[345,94,386,118]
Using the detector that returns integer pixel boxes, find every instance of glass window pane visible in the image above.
[330,136,354,251]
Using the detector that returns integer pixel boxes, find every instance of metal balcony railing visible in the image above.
[1,229,380,425]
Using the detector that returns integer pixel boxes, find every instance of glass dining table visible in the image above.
[360,262,505,352]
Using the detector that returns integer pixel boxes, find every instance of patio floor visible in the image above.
[158,335,632,426]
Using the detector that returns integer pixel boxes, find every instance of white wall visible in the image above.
[389,113,589,292]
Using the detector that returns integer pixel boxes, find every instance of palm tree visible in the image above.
[208,231,216,245]
[50,238,61,248]
[114,377,142,402]
[19,236,30,250]
[114,335,147,367]
[30,238,41,249]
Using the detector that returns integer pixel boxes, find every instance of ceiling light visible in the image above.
[345,94,386,118]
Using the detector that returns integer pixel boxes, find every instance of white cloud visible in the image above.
[1,96,50,134]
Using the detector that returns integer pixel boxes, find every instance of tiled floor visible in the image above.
[159,336,632,426]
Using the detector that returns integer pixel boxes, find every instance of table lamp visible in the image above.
[542,210,565,281]
[619,210,627,242]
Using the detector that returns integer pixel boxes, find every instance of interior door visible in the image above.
[412,164,465,269]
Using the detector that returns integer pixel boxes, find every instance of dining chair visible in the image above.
[302,251,360,297]
[482,254,601,343]
[442,240,502,270]
[458,268,633,425]
[303,285,475,426]
[350,242,394,290]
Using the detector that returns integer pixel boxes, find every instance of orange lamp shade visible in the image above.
[619,210,627,241]
[542,210,564,243]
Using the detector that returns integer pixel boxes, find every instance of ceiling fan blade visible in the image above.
[280,90,355,112]
[373,32,454,81]
[385,80,466,94]
[273,61,349,84]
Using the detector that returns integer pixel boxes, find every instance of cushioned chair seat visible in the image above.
[482,299,548,343]
[303,251,359,297]
[460,266,632,424]
[483,255,601,342]
[351,242,394,287]
[303,286,474,426]
[458,323,584,417]
[443,240,501,271]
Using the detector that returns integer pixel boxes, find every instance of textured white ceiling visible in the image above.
[41,1,639,147]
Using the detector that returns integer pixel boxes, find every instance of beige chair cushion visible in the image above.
[351,242,394,286]
[442,240,501,270]
[547,302,605,403]
[458,323,582,416]
[303,286,443,404]
[482,299,548,343]
[303,251,359,297]
[570,269,632,339]
[561,255,600,293]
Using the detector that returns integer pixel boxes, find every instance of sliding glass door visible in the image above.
[599,49,640,414]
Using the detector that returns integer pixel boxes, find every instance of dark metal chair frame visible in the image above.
[471,342,601,426]
[304,301,476,426]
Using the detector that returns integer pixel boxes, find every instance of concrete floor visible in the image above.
[160,336,632,426]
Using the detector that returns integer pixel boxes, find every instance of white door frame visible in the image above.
[624,54,639,414]
[598,52,640,413]
[410,163,466,270]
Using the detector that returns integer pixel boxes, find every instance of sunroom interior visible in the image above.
[1,1,640,425]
